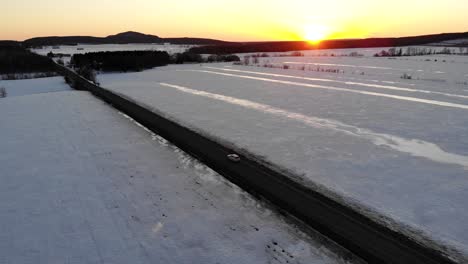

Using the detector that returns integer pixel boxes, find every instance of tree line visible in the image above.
[374,47,468,57]
[67,50,240,83]
[71,51,171,72]
[0,45,56,74]
[69,51,240,73]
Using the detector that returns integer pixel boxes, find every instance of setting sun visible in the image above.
[304,24,330,43]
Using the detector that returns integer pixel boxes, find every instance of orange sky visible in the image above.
[1,0,468,41]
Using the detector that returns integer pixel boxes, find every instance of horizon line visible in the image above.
[2,30,468,43]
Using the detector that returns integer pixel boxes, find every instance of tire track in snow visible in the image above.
[184,69,468,110]
[159,82,468,169]
[204,67,468,100]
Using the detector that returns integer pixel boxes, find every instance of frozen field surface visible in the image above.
[262,55,468,87]
[0,77,71,97]
[0,91,361,264]
[99,59,468,259]
[31,44,192,56]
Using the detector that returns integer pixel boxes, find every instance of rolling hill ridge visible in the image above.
[22,31,230,47]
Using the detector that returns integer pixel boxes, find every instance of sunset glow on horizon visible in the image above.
[1,0,468,41]
[304,25,330,43]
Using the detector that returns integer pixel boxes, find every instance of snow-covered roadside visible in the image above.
[0,91,362,264]
[0,76,71,97]
[99,64,468,260]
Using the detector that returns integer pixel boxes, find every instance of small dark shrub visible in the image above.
[243,56,250,65]
[290,51,304,57]
[76,66,97,84]
[0,87,6,98]
[401,73,412,80]
[171,52,204,64]
[206,54,240,63]
[223,54,240,62]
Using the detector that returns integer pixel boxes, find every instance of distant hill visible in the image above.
[13,31,468,51]
[105,31,162,44]
[189,32,468,54]
[22,31,229,47]
[163,37,232,45]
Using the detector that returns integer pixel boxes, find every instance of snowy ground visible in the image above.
[0,76,71,98]
[243,53,468,87]
[31,43,194,66]
[98,57,468,259]
[240,46,467,59]
[31,44,193,56]
[0,90,362,264]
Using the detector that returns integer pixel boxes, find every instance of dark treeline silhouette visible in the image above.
[0,41,20,46]
[69,51,239,83]
[71,51,240,73]
[163,38,231,45]
[206,54,241,62]
[190,41,310,54]
[189,32,468,54]
[23,31,229,47]
[171,52,241,64]
[172,52,204,64]
[71,51,171,72]
[0,44,56,74]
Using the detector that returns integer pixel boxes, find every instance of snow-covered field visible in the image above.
[31,43,193,56]
[0,76,71,97]
[0,90,362,263]
[98,53,468,260]
[240,46,467,58]
[31,43,194,66]
[248,53,468,86]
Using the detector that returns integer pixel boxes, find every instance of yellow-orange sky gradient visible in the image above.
[2,0,468,41]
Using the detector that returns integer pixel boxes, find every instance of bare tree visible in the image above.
[243,56,251,65]
[0,87,7,98]
[253,56,259,64]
